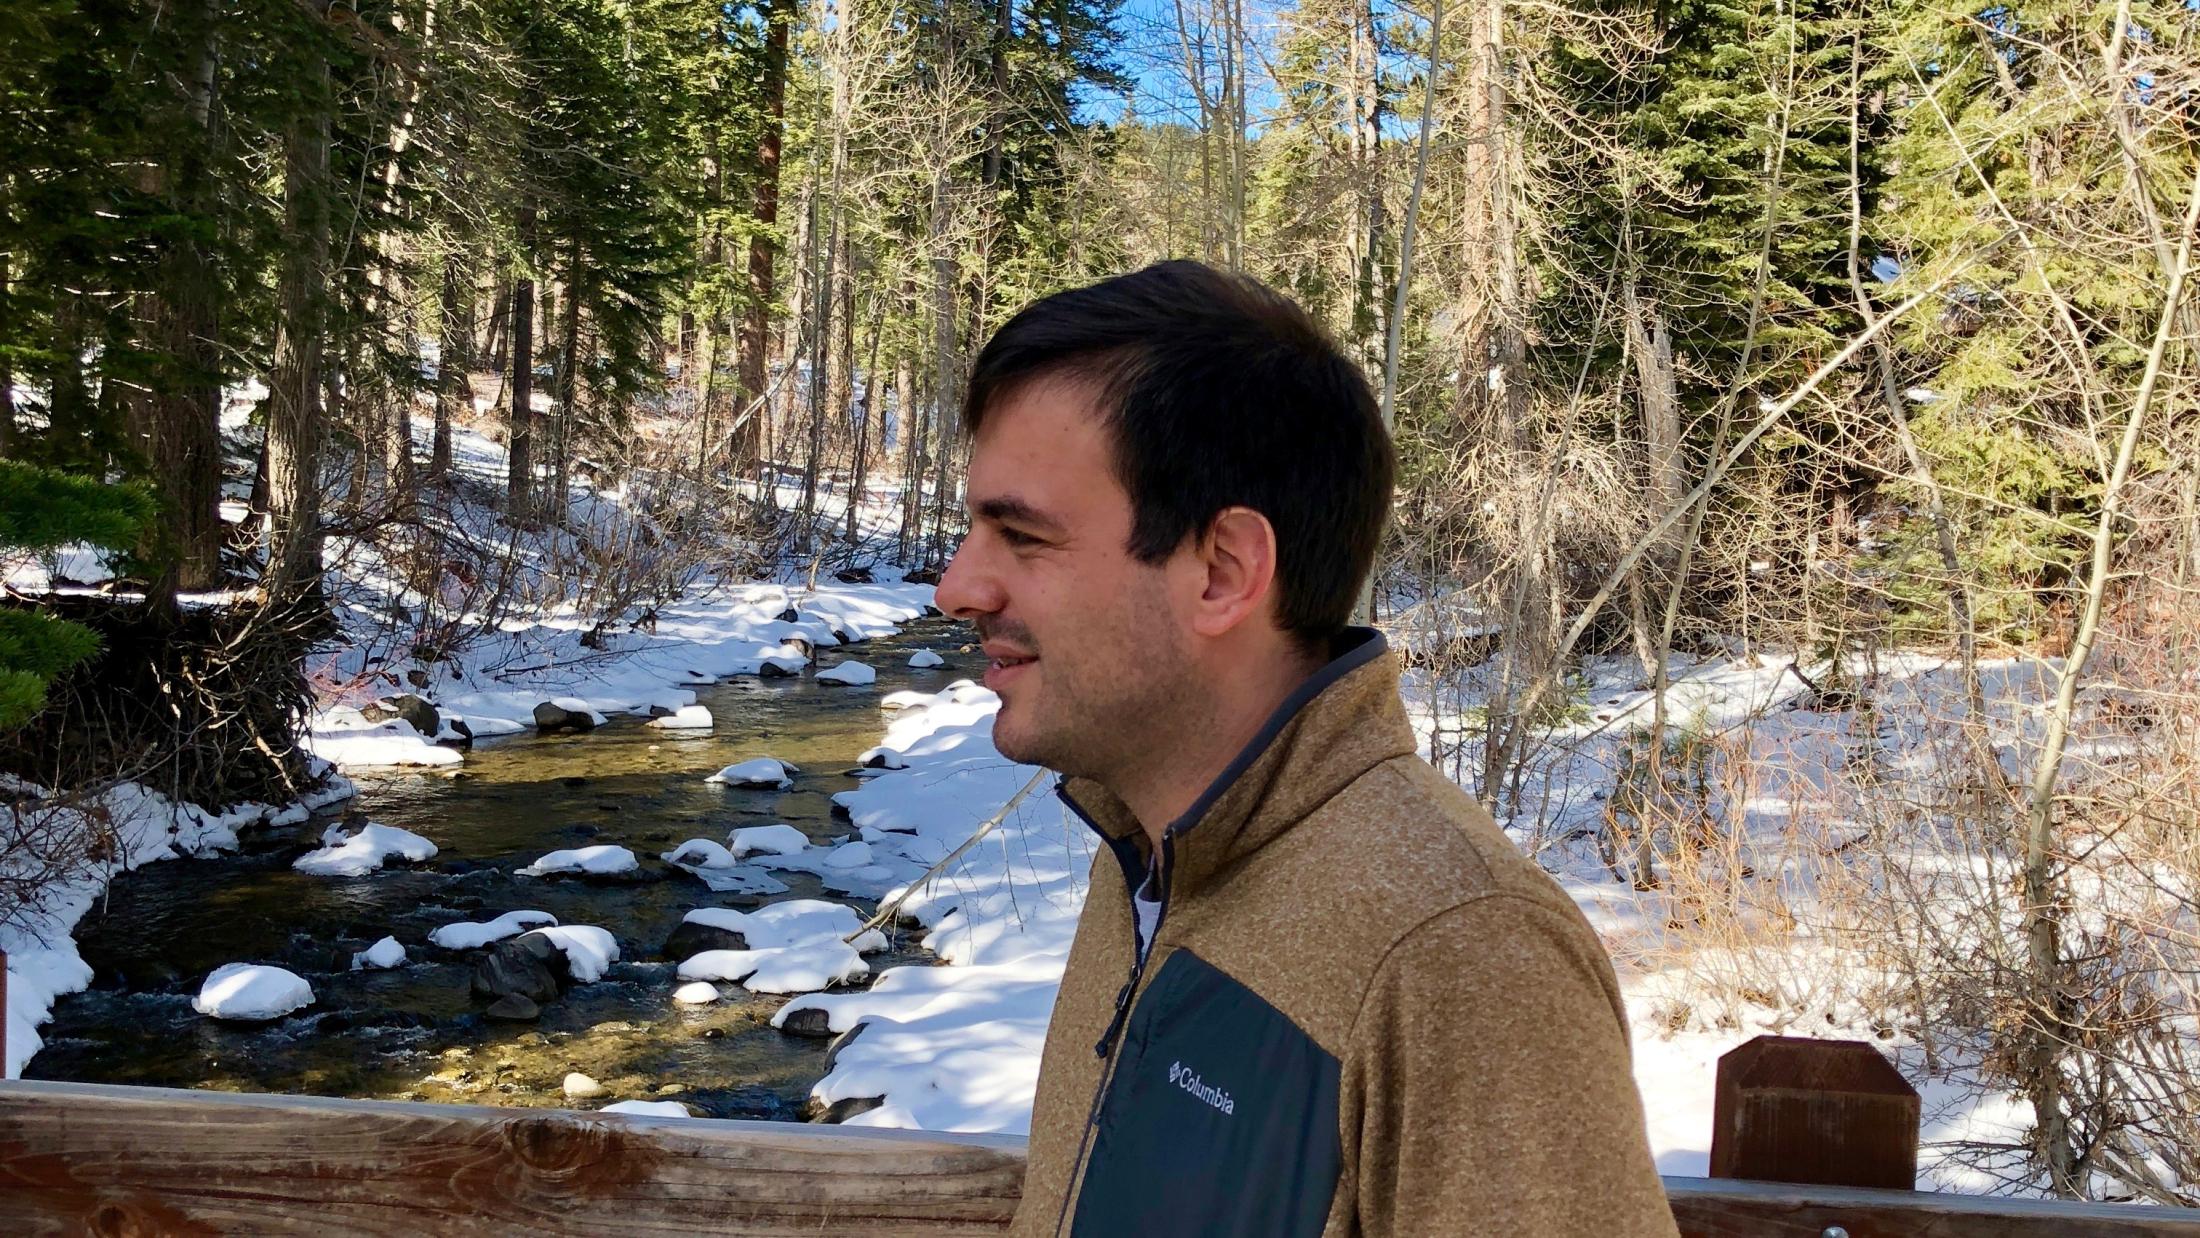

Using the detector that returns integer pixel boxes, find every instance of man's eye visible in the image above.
[999,527,1041,548]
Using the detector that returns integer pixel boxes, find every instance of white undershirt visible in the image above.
[1133,873,1163,963]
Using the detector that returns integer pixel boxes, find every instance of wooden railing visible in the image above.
[4,1081,2198,1236]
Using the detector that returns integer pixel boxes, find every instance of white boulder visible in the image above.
[816,660,877,686]
[517,845,638,877]
[646,705,714,730]
[428,909,558,949]
[350,936,407,970]
[728,823,810,858]
[193,963,314,1021]
[705,758,798,789]
[293,822,438,877]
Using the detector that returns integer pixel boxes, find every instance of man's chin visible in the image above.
[989,710,1058,771]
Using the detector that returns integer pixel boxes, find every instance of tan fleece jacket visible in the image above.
[1011,631,1677,1238]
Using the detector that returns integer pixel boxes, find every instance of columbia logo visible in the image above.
[1166,1060,1236,1116]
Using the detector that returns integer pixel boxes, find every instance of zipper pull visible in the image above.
[1094,975,1136,1058]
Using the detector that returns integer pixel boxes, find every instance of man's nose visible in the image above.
[935,535,1001,621]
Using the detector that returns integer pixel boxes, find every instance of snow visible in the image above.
[816,660,877,686]
[4,777,353,1076]
[427,909,559,949]
[769,682,1071,1132]
[517,844,638,877]
[2,543,117,591]
[302,715,462,769]
[908,649,946,669]
[601,1099,695,1117]
[673,900,889,994]
[521,925,619,982]
[679,941,872,994]
[351,936,407,970]
[680,900,889,952]
[706,758,797,789]
[646,705,715,730]
[293,821,438,876]
[663,838,738,868]
[192,963,315,1021]
[728,823,810,858]
[673,981,721,1004]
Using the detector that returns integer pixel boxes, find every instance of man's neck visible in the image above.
[1113,642,1327,850]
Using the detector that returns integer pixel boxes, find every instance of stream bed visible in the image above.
[23,617,972,1119]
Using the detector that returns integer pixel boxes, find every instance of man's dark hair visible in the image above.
[964,260,1394,650]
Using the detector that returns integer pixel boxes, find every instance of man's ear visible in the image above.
[1189,506,1280,638]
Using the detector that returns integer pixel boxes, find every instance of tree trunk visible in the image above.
[927,166,959,567]
[483,279,512,375]
[1457,0,1524,432]
[551,243,582,520]
[0,249,14,456]
[134,0,226,596]
[846,279,883,544]
[431,246,471,480]
[733,0,792,474]
[506,207,537,523]
[264,12,334,609]
[895,335,921,558]
[985,0,1012,189]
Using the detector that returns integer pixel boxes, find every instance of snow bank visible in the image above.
[679,941,870,994]
[517,845,637,877]
[682,900,887,952]
[294,821,438,876]
[908,649,946,669]
[303,715,462,768]
[192,963,314,1021]
[427,909,558,949]
[770,684,1075,1133]
[706,758,797,789]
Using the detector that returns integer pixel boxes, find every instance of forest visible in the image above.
[3,0,2198,1206]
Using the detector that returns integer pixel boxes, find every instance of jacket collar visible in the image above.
[1056,627,1417,901]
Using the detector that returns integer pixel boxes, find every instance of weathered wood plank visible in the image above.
[0,1081,1023,1235]
[5,1081,2200,1236]
[1668,1176,2200,1237]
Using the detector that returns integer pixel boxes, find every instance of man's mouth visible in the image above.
[982,644,1037,687]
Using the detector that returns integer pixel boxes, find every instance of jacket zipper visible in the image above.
[1053,832,1176,1238]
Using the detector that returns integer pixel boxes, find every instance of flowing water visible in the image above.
[24,617,973,1119]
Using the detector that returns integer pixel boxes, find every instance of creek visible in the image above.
[23,618,971,1120]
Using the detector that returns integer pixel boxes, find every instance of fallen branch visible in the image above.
[846,768,1053,943]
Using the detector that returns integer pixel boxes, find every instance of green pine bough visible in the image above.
[0,459,155,730]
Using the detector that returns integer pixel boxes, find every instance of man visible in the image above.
[936,261,1675,1238]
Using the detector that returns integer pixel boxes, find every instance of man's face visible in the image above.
[936,378,1193,779]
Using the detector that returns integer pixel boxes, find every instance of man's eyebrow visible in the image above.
[973,495,1067,534]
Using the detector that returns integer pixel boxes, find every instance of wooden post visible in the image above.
[1,948,7,1078]
[1711,1035,1920,1191]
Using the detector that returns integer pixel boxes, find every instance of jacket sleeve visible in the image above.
[1340,894,1677,1238]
